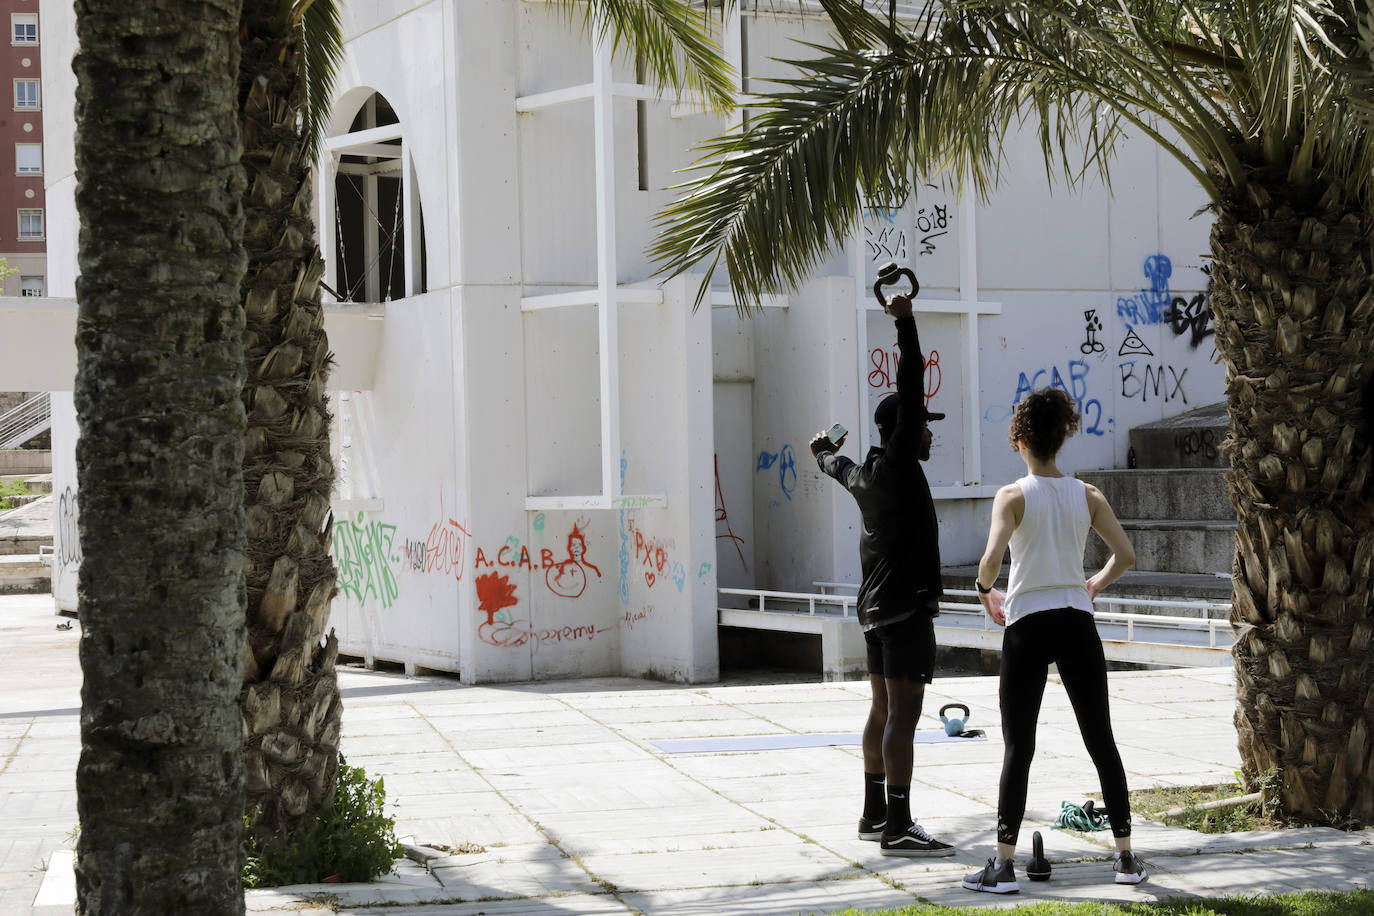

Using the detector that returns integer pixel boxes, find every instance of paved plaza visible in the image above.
[2,592,1371,915]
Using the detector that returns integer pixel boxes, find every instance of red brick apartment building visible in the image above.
[0,0,42,297]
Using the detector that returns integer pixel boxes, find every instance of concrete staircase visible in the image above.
[0,473,53,594]
[945,401,1236,618]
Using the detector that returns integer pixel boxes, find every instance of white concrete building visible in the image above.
[29,0,1223,683]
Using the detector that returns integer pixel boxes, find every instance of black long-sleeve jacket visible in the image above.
[816,314,942,628]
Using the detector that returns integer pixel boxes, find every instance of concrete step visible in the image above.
[0,553,51,593]
[1084,519,1235,576]
[942,565,1232,618]
[0,532,50,557]
[25,473,52,495]
[1077,468,1234,522]
[1128,401,1228,469]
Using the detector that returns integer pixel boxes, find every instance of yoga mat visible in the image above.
[652,731,986,754]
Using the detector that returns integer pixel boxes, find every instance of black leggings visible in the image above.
[997,608,1132,846]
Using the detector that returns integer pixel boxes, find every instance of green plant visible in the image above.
[242,755,401,888]
[0,476,30,512]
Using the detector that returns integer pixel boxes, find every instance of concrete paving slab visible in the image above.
[430,843,601,898]
[338,896,627,915]
[620,876,914,915]
[6,592,1374,914]
[578,843,863,893]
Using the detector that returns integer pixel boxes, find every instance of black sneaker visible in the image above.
[962,857,1020,894]
[858,815,886,841]
[879,820,955,857]
[1114,851,1147,884]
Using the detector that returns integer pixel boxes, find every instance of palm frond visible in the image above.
[298,0,344,162]
[570,0,737,111]
[651,0,1373,308]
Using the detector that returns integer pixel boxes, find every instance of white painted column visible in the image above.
[958,186,982,486]
[401,141,420,297]
[318,152,337,300]
[593,37,621,502]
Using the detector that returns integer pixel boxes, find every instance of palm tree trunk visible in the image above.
[1212,157,1374,824]
[237,0,343,846]
[71,1,248,912]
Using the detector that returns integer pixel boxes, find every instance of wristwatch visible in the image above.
[976,580,993,595]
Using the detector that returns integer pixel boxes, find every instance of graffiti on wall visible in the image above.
[1080,309,1105,355]
[1115,253,1214,349]
[867,348,943,408]
[1119,361,1188,404]
[56,486,81,574]
[334,512,401,609]
[985,359,1108,437]
[862,184,954,261]
[756,443,798,501]
[713,454,748,571]
[545,521,603,599]
[399,516,470,581]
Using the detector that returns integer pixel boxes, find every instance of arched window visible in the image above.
[322,92,427,303]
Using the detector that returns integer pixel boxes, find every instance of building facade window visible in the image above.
[15,143,40,175]
[19,275,42,296]
[11,13,36,45]
[14,79,39,110]
[18,209,42,239]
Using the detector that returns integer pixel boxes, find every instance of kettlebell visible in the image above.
[1026,830,1052,882]
[873,261,919,313]
[938,702,970,737]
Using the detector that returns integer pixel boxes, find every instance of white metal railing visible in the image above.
[719,586,858,618]
[0,392,50,449]
[722,585,1235,659]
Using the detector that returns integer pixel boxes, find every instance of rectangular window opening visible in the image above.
[11,13,36,45]
[15,142,40,175]
[18,208,43,239]
[19,275,42,296]
[14,79,39,110]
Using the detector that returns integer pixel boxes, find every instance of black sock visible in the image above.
[886,784,912,832]
[863,772,886,820]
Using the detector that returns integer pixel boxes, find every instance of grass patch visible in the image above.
[822,890,1374,916]
[0,476,29,511]
[1125,770,1367,834]
[1127,781,1284,833]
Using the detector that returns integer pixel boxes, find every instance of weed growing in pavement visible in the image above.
[242,755,401,888]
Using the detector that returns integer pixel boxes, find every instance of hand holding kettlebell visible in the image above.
[873,262,919,316]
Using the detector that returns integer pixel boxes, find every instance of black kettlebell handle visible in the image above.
[873,262,919,311]
[939,703,969,719]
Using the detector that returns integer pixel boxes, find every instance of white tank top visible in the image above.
[1004,475,1095,625]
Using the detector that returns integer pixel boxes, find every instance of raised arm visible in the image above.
[1085,484,1135,599]
[882,293,924,464]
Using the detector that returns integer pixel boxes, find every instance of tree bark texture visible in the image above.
[72,2,248,913]
[1212,160,1374,824]
[237,0,343,845]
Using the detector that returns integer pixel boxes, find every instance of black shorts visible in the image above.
[864,613,936,683]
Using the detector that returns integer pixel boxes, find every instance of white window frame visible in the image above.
[13,79,39,111]
[19,275,43,296]
[11,13,36,46]
[17,208,43,240]
[15,142,40,175]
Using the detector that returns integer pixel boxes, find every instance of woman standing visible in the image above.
[962,388,1146,894]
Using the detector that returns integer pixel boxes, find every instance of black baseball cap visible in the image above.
[874,394,944,433]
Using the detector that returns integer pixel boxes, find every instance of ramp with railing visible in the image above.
[0,393,50,450]
[719,586,1233,680]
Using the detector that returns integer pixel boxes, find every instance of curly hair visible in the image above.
[1008,388,1080,460]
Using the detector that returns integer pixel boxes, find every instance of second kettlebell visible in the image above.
[938,702,970,737]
